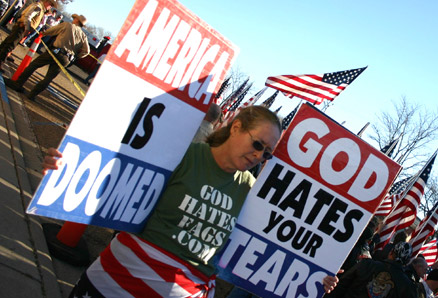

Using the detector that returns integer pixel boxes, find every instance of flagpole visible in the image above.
[397,149,438,208]
[409,201,438,259]
[385,134,402,157]
[376,149,437,251]
[411,202,438,242]
[357,122,370,138]
[409,159,438,245]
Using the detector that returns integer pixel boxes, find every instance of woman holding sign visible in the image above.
[44,106,282,297]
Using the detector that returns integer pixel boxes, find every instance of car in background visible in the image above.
[82,27,101,50]
[74,36,111,74]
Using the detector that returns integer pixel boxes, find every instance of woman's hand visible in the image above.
[42,147,63,175]
[323,270,343,293]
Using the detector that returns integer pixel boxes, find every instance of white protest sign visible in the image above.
[217,103,401,298]
[27,0,238,233]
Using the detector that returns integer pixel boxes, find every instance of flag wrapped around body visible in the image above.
[265,66,367,105]
[375,152,437,251]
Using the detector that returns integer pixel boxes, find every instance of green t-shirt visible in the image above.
[138,142,255,276]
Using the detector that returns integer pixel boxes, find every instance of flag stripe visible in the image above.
[267,75,346,98]
[375,152,436,252]
[265,67,365,105]
[266,78,340,102]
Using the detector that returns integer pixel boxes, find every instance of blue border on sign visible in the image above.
[27,135,173,233]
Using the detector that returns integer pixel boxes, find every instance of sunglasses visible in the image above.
[247,131,273,160]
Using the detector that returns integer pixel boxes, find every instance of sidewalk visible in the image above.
[0,27,98,296]
[0,67,63,296]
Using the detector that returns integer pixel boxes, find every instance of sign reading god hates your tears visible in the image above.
[26,0,238,233]
[218,103,402,298]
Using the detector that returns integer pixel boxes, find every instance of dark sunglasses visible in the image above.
[247,131,273,160]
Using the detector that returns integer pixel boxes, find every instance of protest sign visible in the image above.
[27,0,238,233]
[218,103,402,298]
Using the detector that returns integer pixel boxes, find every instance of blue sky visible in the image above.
[65,0,438,151]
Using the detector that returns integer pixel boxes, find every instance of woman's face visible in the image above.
[227,120,281,172]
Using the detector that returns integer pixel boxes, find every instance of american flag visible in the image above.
[220,78,249,110]
[262,90,279,108]
[374,193,401,217]
[281,103,300,131]
[265,67,367,105]
[216,87,267,130]
[214,77,231,104]
[227,84,252,112]
[410,204,438,259]
[419,239,438,266]
[374,152,436,251]
[374,176,414,217]
[381,138,400,158]
[410,166,438,260]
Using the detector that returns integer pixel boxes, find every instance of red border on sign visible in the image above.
[274,104,401,213]
[105,0,237,113]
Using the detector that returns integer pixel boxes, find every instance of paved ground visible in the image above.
[0,25,117,297]
[0,27,235,297]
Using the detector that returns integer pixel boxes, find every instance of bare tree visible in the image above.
[85,24,113,40]
[370,96,438,173]
[55,1,74,12]
[420,175,438,216]
[370,97,438,218]
[222,65,254,100]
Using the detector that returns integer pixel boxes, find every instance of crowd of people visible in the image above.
[323,215,438,298]
[0,0,90,101]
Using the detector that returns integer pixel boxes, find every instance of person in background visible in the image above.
[326,242,418,298]
[1,0,26,25]
[373,230,409,261]
[38,12,62,50]
[83,52,107,86]
[192,103,221,143]
[405,256,429,283]
[338,216,380,275]
[0,0,56,71]
[419,269,438,298]
[5,13,89,101]
[0,0,8,17]
[22,8,54,46]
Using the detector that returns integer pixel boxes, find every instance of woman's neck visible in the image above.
[210,145,237,174]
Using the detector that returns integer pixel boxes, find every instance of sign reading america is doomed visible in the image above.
[217,103,402,298]
[26,0,238,233]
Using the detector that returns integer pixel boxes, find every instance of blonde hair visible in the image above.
[206,106,281,147]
